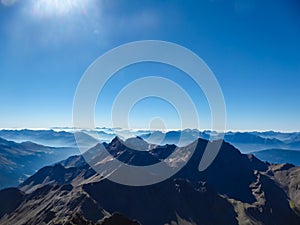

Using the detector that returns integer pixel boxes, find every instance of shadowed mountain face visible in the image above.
[1,137,300,225]
[0,137,80,189]
[0,188,24,218]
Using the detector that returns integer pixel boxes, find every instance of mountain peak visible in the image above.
[111,136,123,144]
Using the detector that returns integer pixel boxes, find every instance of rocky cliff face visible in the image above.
[0,137,300,225]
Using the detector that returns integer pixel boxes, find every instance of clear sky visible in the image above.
[0,0,299,131]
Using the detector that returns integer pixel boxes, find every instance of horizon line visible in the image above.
[0,127,299,133]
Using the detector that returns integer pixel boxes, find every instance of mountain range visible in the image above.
[0,129,104,148]
[1,129,300,151]
[0,129,300,189]
[0,137,80,189]
[1,136,300,224]
[251,149,300,166]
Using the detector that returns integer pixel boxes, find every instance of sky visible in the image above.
[0,0,299,131]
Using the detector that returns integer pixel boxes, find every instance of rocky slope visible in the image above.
[0,137,300,225]
[0,137,79,188]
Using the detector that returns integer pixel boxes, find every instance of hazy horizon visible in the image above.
[0,127,299,133]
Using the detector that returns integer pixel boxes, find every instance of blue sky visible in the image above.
[0,0,299,131]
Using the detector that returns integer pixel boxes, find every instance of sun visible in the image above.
[32,0,89,17]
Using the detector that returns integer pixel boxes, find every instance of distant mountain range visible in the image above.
[1,129,299,151]
[0,129,103,148]
[1,137,300,224]
[0,129,300,189]
[0,137,80,189]
[140,130,300,152]
[251,149,300,166]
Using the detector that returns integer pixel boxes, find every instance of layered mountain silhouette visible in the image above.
[1,129,300,151]
[1,137,300,225]
[1,129,300,174]
[0,129,102,148]
[0,137,79,188]
[251,149,300,166]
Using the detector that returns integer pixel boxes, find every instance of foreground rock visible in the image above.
[0,137,300,225]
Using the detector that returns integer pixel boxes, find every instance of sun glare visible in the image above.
[32,0,89,17]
